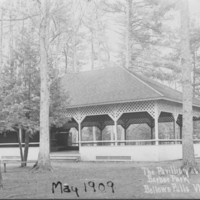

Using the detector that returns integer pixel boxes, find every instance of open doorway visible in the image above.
[50,127,79,152]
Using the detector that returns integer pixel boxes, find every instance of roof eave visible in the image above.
[64,97,200,109]
[157,97,200,108]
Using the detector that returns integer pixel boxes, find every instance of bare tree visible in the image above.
[33,0,51,171]
[0,169,2,189]
[0,8,3,69]
[125,0,132,69]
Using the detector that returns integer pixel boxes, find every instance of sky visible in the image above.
[189,0,200,14]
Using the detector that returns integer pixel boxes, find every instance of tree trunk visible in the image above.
[125,0,132,69]
[0,9,3,70]
[181,0,199,175]
[33,0,51,171]
[193,50,196,97]
[63,46,68,74]
[23,130,30,167]
[24,68,31,167]
[0,166,3,189]
[72,0,77,72]
[91,28,94,70]
[18,127,24,167]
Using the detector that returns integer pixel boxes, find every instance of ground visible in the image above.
[1,159,200,199]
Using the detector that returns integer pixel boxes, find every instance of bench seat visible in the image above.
[1,156,37,173]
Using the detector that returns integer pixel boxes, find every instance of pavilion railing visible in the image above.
[80,139,200,146]
[0,142,39,147]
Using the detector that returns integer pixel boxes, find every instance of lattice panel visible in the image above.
[157,100,200,118]
[79,104,117,118]
[63,108,84,122]
[63,101,155,121]
[158,116,174,123]
[127,118,152,126]
[63,108,78,117]
[157,100,182,116]
[116,101,155,118]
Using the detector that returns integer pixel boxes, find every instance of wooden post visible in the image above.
[124,127,127,145]
[173,114,178,144]
[78,121,82,149]
[71,128,77,147]
[180,125,182,141]
[150,127,153,144]
[120,127,125,146]
[114,120,118,146]
[111,126,114,146]
[173,120,176,144]
[92,126,97,146]
[99,128,103,146]
[0,160,3,189]
[109,114,120,146]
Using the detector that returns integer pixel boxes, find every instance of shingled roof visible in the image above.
[60,66,200,108]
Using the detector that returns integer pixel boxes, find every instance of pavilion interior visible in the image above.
[50,110,200,152]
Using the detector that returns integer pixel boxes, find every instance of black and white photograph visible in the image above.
[0,0,200,199]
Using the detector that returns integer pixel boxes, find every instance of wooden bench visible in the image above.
[1,156,37,173]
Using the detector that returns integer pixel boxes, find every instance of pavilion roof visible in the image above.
[60,66,200,108]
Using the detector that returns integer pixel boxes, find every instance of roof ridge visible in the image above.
[120,66,164,97]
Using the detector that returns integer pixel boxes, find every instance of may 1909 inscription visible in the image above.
[52,180,115,197]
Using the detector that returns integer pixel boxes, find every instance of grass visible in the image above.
[1,159,200,199]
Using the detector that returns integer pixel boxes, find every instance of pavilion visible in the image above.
[54,66,200,161]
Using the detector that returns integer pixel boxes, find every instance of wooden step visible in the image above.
[50,154,81,162]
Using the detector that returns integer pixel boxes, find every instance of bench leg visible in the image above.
[4,163,6,173]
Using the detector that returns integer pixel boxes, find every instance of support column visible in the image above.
[154,102,159,145]
[180,125,182,140]
[74,113,85,150]
[78,121,82,148]
[92,126,97,146]
[173,120,176,144]
[109,113,120,146]
[75,129,78,146]
[113,119,118,146]
[178,115,183,142]
[155,118,159,145]
[122,126,128,145]
[120,127,125,146]
[99,128,103,146]
[150,127,153,140]
[173,120,176,139]
[110,126,114,146]
[173,113,179,143]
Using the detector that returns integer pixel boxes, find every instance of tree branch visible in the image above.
[0,14,39,22]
